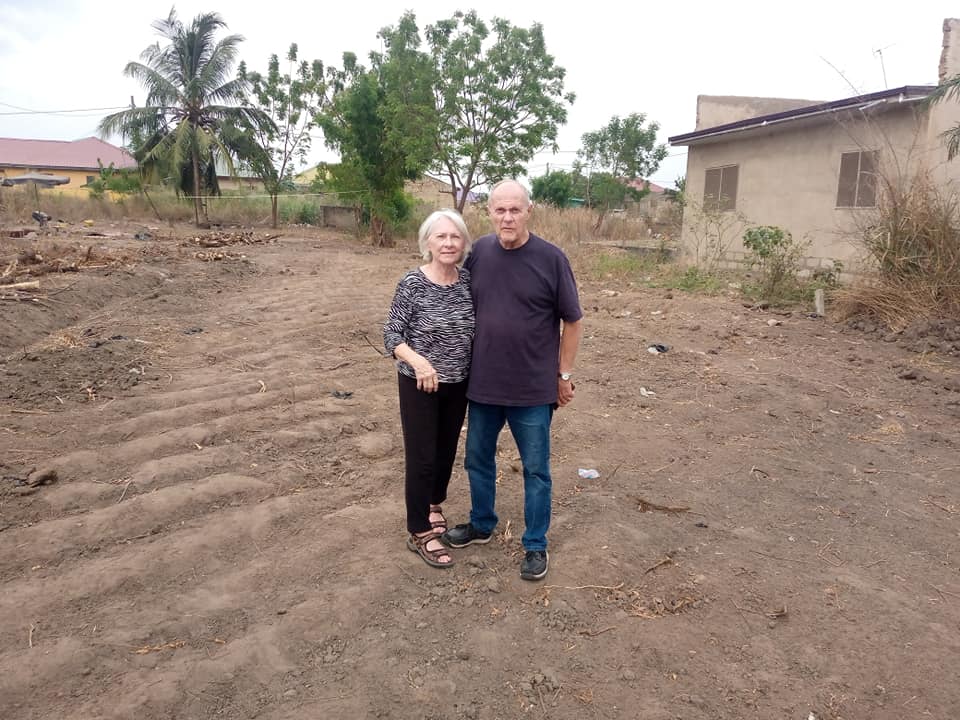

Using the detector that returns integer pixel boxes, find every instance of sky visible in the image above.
[1,1,957,190]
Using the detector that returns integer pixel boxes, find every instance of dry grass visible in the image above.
[835,171,960,329]
[0,186,335,227]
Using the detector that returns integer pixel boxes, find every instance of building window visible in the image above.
[836,151,877,208]
[703,165,738,211]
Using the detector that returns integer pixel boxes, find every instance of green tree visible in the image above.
[318,43,431,246]
[577,113,667,225]
[579,113,667,179]
[238,44,327,228]
[99,8,273,226]
[418,11,574,211]
[531,169,574,208]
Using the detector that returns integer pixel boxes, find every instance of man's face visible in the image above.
[488,183,531,244]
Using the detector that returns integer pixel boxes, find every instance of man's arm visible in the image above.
[557,318,583,407]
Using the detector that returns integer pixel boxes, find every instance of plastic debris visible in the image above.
[577,468,600,480]
[647,343,670,354]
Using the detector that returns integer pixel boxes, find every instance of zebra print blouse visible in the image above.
[383,268,475,384]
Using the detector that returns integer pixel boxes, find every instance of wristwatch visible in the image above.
[559,372,573,381]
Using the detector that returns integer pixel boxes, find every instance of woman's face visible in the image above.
[426,217,466,265]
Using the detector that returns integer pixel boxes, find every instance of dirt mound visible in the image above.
[899,317,960,355]
[847,315,960,356]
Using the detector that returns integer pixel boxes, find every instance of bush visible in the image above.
[742,225,806,300]
[836,172,960,329]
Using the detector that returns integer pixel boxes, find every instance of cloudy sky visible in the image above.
[1,1,956,189]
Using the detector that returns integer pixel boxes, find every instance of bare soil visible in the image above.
[1,222,959,720]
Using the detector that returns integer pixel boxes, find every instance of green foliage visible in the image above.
[238,44,327,227]
[531,170,573,208]
[86,162,142,198]
[318,45,428,245]
[928,74,960,160]
[664,175,686,205]
[587,171,634,211]
[98,8,274,225]
[589,251,657,281]
[422,11,574,211]
[807,260,844,290]
[280,199,321,225]
[579,113,668,181]
[742,225,807,300]
[673,266,723,292]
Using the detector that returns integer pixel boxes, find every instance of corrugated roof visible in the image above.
[0,137,136,171]
[668,85,936,145]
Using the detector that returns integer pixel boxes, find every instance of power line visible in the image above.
[0,100,129,116]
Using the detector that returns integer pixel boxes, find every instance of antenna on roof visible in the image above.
[873,45,894,90]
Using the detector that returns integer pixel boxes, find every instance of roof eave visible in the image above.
[669,85,935,146]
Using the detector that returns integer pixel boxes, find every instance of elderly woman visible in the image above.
[384,209,474,568]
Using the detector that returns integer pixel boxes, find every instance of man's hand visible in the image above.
[557,377,576,407]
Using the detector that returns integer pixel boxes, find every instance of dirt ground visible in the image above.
[1,220,959,720]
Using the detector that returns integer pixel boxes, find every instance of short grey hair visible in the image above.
[487,179,532,207]
[417,209,472,262]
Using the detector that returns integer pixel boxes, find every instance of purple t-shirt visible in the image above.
[464,232,582,406]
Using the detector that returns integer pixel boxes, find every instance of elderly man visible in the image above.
[442,179,583,580]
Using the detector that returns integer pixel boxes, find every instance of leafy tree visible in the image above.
[415,11,574,211]
[99,8,273,225]
[579,113,667,179]
[318,43,431,246]
[587,171,636,211]
[531,169,574,208]
[577,113,667,225]
[238,44,327,228]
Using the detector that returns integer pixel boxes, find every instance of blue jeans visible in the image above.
[464,401,554,551]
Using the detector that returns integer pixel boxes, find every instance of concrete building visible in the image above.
[669,18,960,273]
[0,137,136,196]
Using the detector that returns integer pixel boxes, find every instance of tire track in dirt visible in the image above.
[0,238,409,720]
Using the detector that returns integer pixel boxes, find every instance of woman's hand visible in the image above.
[412,359,440,393]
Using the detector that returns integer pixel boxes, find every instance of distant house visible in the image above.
[294,166,479,208]
[668,17,960,272]
[624,179,676,224]
[0,137,136,196]
[405,175,479,209]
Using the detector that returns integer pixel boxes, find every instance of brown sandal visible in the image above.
[407,531,455,569]
[428,505,447,533]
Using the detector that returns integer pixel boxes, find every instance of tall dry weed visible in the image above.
[835,171,960,329]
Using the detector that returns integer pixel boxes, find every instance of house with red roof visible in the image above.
[0,137,136,196]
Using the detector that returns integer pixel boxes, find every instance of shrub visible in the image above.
[742,224,807,300]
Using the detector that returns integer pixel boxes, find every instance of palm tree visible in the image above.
[99,8,273,225]
[930,75,960,160]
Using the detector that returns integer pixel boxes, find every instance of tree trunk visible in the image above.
[192,151,202,227]
[370,215,394,248]
[271,195,279,229]
[142,187,163,222]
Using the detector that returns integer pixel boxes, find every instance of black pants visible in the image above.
[397,372,468,534]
